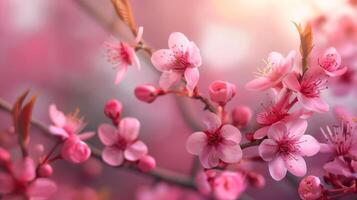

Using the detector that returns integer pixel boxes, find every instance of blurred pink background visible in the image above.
[0,0,356,199]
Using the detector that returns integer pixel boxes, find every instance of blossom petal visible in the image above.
[168,32,190,54]
[98,124,118,146]
[48,125,69,138]
[12,157,35,182]
[284,154,307,177]
[151,49,176,71]
[254,126,269,139]
[124,140,148,161]
[186,42,202,67]
[77,131,95,141]
[186,132,207,155]
[283,73,301,91]
[267,122,287,141]
[102,147,124,166]
[217,144,242,163]
[268,156,287,181]
[279,50,296,76]
[221,124,241,143]
[245,77,273,91]
[159,70,181,90]
[0,172,15,194]
[203,112,221,133]
[184,67,199,93]
[199,146,219,168]
[49,104,66,127]
[298,135,320,156]
[119,117,140,142]
[27,178,57,199]
[323,157,352,177]
[259,139,278,161]
[285,118,307,139]
[114,64,128,85]
[298,94,329,113]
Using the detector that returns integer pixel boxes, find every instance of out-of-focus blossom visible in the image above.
[37,164,53,178]
[0,172,15,194]
[151,32,202,93]
[98,118,148,166]
[81,158,102,177]
[104,27,143,84]
[186,113,242,168]
[245,51,295,91]
[0,127,18,149]
[246,172,265,188]
[298,175,323,200]
[48,104,95,140]
[61,136,91,164]
[135,84,160,103]
[330,68,357,96]
[231,105,252,128]
[284,69,329,113]
[213,171,245,200]
[258,119,320,181]
[137,155,156,172]
[26,178,57,199]
[318,47,346,77]
[323,156,357,178]
[136,183,181,200]
[104,99,123,125]
[208,81,236,106]
[0,147,10,162]
[12,157,36,182]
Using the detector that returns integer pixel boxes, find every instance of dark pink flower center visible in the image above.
[300,78,327,98]
[319,54,338,71]
[115,137,128,150]
[277,139,299,155]
[206,129,223,146]
[119,43,132,65]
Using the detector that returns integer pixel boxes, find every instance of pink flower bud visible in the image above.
[12,157,36,182]
[232,106,252,127]
[104,99,122,123]
[61,136,91,164]
[137,155,156,172]
[209,81,236,106]
[38,164,53,177]
[0,147,10,162]
[298,175,323,200]
[134,84,159,103]
[213,171,246,200]
[245,132,254,141]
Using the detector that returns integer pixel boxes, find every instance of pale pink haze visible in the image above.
[134,84,160,103]
[318,47,346,77]
[151,32,202,93]
[258,119,320,181]
[298,175,323,200]
[213,171,246,200]
[245,50,296,91]
[104,26,143,84]
[98,118,148,166]
[284,69,329,113]
[209,80,236,106]
[186,112,242,168]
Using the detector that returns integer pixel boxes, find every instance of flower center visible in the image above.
[206,130,223,146]
[119,43,132,65]
[116,137,128,150]
[319,54,339,71]
[277,139,299,155]
[300,78,327,98]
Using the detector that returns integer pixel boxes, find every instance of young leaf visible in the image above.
[111,0,137,35]
[293,22,313,72]
[18,95,37,147]
[12,89,30,136]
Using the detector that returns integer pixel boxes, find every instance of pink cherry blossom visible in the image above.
[258,119,320,181]
[61,136,91,164]
[134,84,160,103]
[245,51,296,91]
[186,112,242,168]
[213,171,246,200]
[98,118,148,166]
[284,69,329,113]
[298,175,323,200]
[209,80,236,106]
[48,104,95,140]
[318,47,346,77]
[26,178,57,199]
[104,27,143,84]
[151,32,202,93]
[104,99,123,125]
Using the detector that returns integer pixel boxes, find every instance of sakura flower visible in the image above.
[298,175,323,200]
[104,27,143,84]
[318,47,346,77]
[61,136,91,164]
[151,32,202,93]
[48,104,95,141]
[258,119,320,181]
[98,118,148,166]
[209,80,236,106]
[213,171,246,200]
[284,69,329,113]
[186,112,242,168]
[245,51,296,91]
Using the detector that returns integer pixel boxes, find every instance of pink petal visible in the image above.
[298,135,320,156]
[258,139,278,161]
[12,157,35,182]
[0,172,15,194]
[323,157,351,177]
[217,144,242,163]
[159,70,182,90]
[27,178,57,199]
[77,131,95,141]
[279,50,296,75]
[49,104,66,127]
[298,94,329,113]
[168,32,190,54]
[283,73,301,91]
[119,117,140,142]
[184,67,199,93]
[186,42,202,67]
[199,146,219,168]
[203,112,221,133]
[285,118,307,139]
[284,154,307,177]
[98,124,118,146]
[220,124,241,143]
[325,66,347,77]
[268,52,284,66]
[245,77,273,91]
[48,126,69,138]
[114,64,128,85]
[135,26,144,44]
[124,140,148,161]
[268,156,287,181]
[254,126,269,139]
[102,146,124,166]
[186,132,207,155]
[132,53,141,70]
[319,143,334,153]
[151,49,176,72]
[267,122,287,141]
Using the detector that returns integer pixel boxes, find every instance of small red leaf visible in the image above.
[18,95,37,146]
[12,89,30,135]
